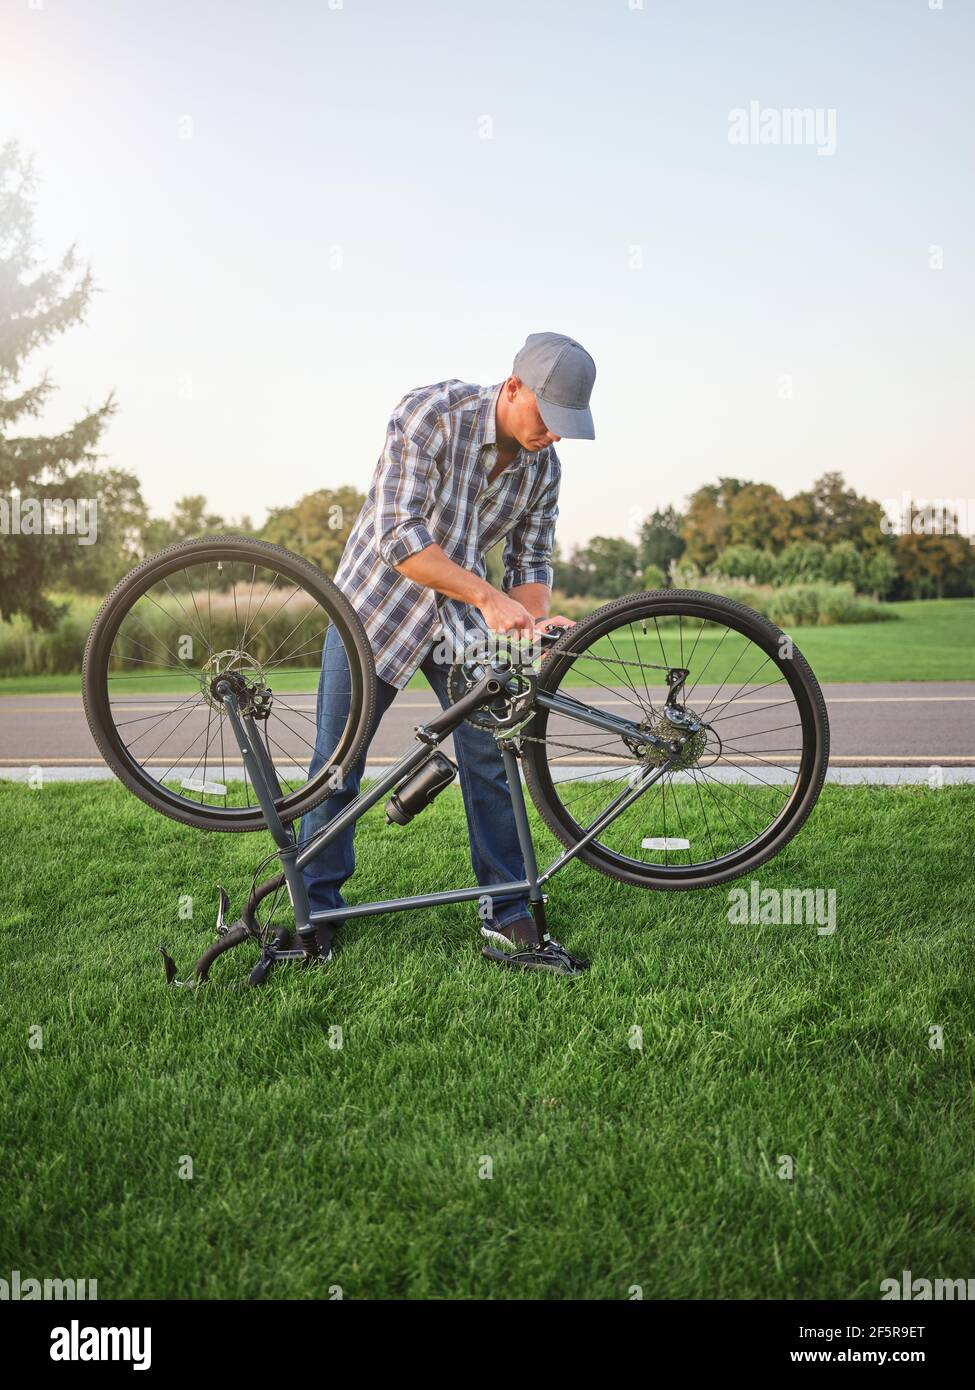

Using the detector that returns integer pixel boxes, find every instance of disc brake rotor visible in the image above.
[201,649,269,714]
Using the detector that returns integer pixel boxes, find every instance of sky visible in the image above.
[1,0,972,547]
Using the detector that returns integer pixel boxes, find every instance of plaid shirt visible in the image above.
[334,380,561,688]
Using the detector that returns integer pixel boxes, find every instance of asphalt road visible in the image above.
[1,682,972,772]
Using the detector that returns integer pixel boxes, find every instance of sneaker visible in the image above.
[480,914,541,951]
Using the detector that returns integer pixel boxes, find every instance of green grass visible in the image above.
[532,597,973,688]
[0,669,332,696]
[2,598,972,696]
[1,779,973,1299]
[772,598,975,684]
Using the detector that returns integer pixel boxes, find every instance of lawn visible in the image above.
[766,598,975,685]
[1,779,972,1299]
[1,598,972,696]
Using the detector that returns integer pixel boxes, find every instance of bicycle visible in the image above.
[81,536,830,982]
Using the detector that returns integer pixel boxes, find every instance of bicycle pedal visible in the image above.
[159,946,203,989]
[248,951,277,987]
[481,939,590,977]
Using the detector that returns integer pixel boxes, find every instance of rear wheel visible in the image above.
[82,536,377,832]
[522,590,829,889]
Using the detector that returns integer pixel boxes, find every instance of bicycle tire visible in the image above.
[82,535,378,832]
[522,589,830,889]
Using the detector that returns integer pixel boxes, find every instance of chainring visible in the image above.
[447,661,536,731]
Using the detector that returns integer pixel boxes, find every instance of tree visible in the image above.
[776,541,829,584]
[638,506,684,576]
[713,544,777,585]
[0,142,115,624]
[261,486,365,579]
[58,467,149,593]
[726,482,793,551]
[863,546,898,601]
[792,471,887,550]
[894,503,975,599]
[553,542,591,596]
[680,481,737,569]
[561,536,640,598]
[640,562,667,589]
[140,494,229,555]
[822,539,866,591]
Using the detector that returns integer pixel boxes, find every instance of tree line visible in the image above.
[558,475,975,602]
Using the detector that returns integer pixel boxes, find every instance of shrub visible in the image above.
[0,597,99,675]
[688,579,896,626]
[776,541,829,585]
[712,545,778,585]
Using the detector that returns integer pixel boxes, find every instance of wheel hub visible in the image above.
[639,710,709,770]
[202,649,269,714]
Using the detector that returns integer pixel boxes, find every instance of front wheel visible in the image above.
[522,590,830,890]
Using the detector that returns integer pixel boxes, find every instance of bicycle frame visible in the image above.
[217,658,682,955]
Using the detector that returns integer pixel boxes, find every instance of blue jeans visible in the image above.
[298,624,529,948]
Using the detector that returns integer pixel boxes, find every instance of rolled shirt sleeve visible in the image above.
[374,406,444,568]
[501,453,561,591]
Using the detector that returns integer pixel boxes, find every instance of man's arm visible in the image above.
[499,456,572,631]
[506,580,552,621]
[374,405,537,634]
[395,545,536,636]
[373,405,443,569]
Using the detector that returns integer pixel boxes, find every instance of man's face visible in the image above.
[505,379,561,451]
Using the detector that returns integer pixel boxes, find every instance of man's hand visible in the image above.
[533,615,575,635]
[477,588,536,636]
[393,544,570,640]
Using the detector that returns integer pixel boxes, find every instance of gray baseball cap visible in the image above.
[512,332,596,440]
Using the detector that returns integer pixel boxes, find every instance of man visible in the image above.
[299,332,597,960]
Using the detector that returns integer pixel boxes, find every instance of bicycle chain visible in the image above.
[465,639,683,758]
[546,649,676,671]
[516,732,636,761]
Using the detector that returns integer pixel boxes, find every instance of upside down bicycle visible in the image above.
[81,536,830,982]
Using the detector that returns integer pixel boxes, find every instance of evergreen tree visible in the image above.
[0,142,114,624]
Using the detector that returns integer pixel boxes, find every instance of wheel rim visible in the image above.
[88,548,366,826]
[526,598,821,881]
